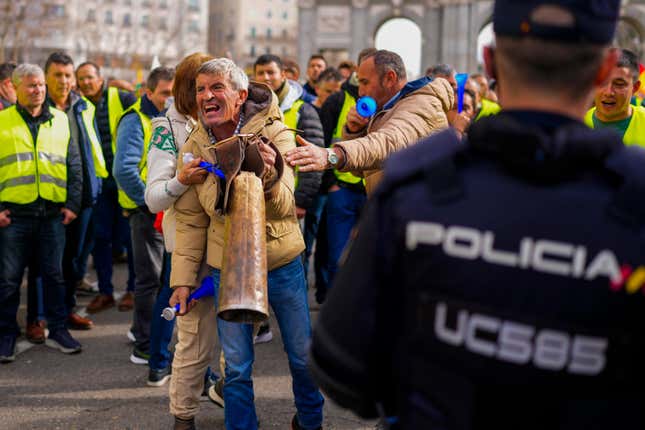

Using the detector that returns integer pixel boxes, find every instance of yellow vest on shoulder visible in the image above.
[0,105,71,204]
[584,106,645,148]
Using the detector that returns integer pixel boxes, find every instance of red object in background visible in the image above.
[640,64,645,75]
[154,211,164,234]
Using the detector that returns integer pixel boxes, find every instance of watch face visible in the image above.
[328,150,338,165]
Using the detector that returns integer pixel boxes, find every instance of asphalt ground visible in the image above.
[0,260,376,430]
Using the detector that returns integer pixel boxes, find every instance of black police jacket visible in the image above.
[309,111,645,430]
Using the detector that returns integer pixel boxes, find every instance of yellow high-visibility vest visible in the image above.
[80,96,108,178]
[332,91,363,185]
[0,105,70,204]
[107,87,126,156]
[115,99,152,209]
[584,106,645,148]
[475,98,501,121]
[283,99,305,189]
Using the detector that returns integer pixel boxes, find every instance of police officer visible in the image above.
[309,1,645,429]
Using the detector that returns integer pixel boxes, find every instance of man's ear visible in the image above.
[382,70,398,89]
[483,46,496,80]
[238,89,248,106]
[633,80,641,96]
[594,47,619,88]
[145,87,153,99]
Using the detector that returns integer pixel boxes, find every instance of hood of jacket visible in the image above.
[341,74,359,100]
[278,80,304,112]
[240,81,284,133]
[384,76,454,113]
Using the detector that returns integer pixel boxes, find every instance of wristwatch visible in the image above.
[326,148,339,168]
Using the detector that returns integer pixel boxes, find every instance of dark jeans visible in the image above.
[302,195,326,287]
[62,207,93,313]
[0,216,67,336]
[26,259,44,324]
[129,210,164,353]
[92,178,135,296]
[214,258,324,430]
[313,203,329,301]
[326,187,366,286]
[149,252,174,370]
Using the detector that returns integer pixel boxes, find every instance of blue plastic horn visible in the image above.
[356,96,377,118]
[455,73,469,114]
[161,276,215,321]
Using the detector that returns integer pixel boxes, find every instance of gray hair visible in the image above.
[197,58,249,91]
[363,50,407,82]
[431,64,455,78]
[12,63,44,87]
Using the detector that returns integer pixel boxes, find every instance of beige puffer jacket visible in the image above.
[170,82,304,288]
[336,77,455,195]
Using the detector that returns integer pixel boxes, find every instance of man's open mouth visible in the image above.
[204,104,221,114]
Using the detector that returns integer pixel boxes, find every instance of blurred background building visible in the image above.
[208,0,298,74]
[1,0,645,82]
[0,0,208,81]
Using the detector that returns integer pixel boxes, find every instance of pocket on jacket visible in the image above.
[266,220,296,239]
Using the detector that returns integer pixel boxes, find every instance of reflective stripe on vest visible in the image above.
[332,91,363,185]
[116,99,152,209]
[80,96,108,178]
[107,87,126,156]
[283,99,305,189]
[0,106,70,204]
[475,98,501,122]
[585,106,645,148]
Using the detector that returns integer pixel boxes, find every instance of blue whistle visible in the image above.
[199,161,225,179]
[161,276,215,320]
[356,96,377,118]
[456,73,469,114]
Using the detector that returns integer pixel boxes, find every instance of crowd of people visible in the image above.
[1,0,644,428]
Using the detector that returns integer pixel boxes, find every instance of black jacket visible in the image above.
[310,112,645,429]
[318,78,360,192]
[295,101,324,210]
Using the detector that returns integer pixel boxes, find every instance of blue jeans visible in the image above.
[92,178,135,295]
[0,216,67,336]
[213,258,324,430]
[302,195,327,285]
[149,252,174,370]
[62,207,93,312]
[326,187,366,285]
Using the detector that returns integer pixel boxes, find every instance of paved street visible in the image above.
[0,260,375,430]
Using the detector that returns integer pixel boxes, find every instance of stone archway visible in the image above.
[374,17,423,77]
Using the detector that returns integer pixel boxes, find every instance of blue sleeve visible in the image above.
[119,91,137,110]
[113,113,146,206]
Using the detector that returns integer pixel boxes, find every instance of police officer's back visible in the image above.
[309,1,645,429]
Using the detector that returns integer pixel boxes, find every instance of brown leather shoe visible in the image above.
[118,292,134,311]
[67,313,93,330]
[26,320,46,344]
[86,294,115,314]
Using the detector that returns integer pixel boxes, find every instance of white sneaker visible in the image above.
[76,277,99,295]
[127,329,136,343]
[254,328,273,344]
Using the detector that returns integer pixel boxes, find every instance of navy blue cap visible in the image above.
[494,0,621,44]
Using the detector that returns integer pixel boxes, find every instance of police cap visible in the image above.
[494,0,621,44]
